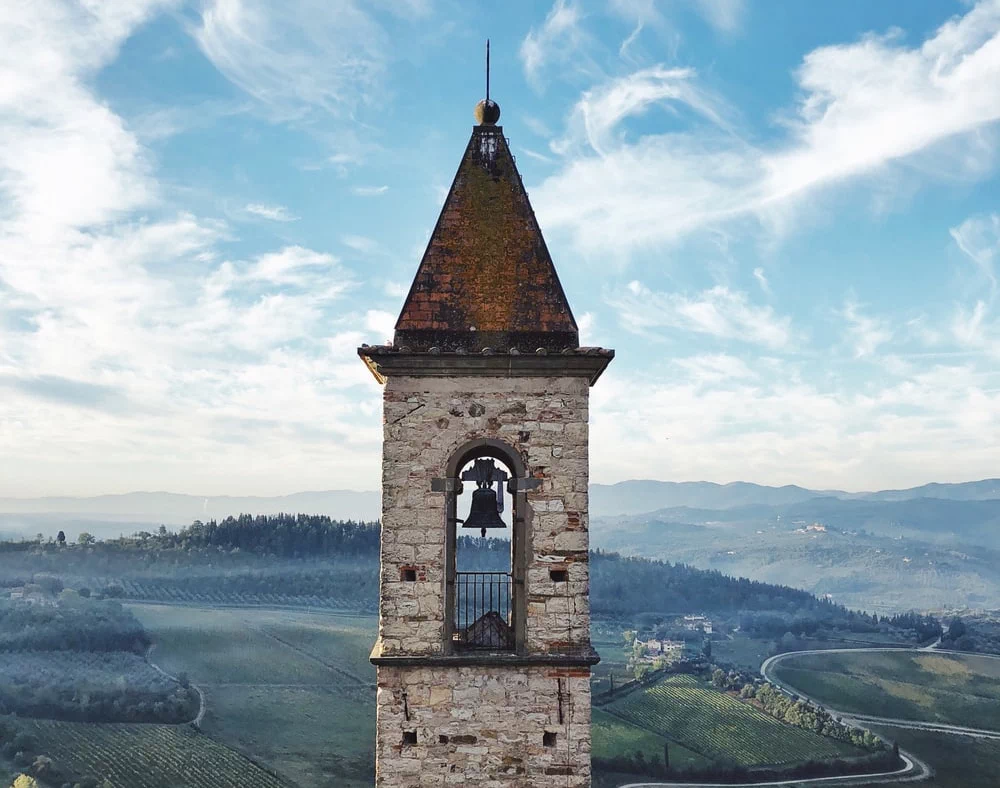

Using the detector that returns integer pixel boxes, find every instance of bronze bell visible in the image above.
[463,486,506,537]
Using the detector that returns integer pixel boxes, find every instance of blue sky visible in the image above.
[1,0,999,497]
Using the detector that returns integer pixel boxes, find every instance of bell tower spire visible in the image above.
[359,48,612,788]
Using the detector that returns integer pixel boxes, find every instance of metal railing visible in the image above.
[453,571,514,651]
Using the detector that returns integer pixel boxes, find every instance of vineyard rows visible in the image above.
[608,675,861,766]
[88,578,371,610]
[24,719,288,788]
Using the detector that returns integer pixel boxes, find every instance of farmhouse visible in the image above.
[683,614,713,634]
[635,638,684,662]
[358,74,613,787]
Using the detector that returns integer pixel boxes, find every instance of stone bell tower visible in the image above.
[358,82,613,788]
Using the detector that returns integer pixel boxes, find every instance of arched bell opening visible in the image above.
[445,439,528,655]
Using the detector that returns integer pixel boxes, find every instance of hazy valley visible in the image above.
[7,478,1000,613]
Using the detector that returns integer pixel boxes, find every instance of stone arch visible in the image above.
[444,438,528,655]
[445,437,527,480]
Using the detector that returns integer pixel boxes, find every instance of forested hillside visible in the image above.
[0,515,937,640]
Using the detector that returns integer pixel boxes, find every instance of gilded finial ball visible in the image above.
[474,99,501,125]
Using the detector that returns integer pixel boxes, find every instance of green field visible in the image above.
[21,719,288,788]
[772,651,1000,730]
[591,637,636,692]
[605,674,865,767]
[131,604,378,788]
[592,708,711,769]
[867,725,1000,788]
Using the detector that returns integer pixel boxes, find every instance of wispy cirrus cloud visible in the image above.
[752,267,770,294]
[352,185,389,197]
[950,212,999,294]
[555,65,728,155]
[608,281,792,349]
[949,213,1000,356]
[194,0,389,120]
[535,0,1000,256]
[520,0,595,91]
[245,202,298,222]
[841,298,893,359]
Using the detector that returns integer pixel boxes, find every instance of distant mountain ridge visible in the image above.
[2,478,997,522]
[588,478,1000,516]
[0,490,380,541]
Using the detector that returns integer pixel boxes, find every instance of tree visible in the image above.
[702,638,712,659]
[711,668,727,689]
[663,742,669,769]
[78,532,96,546]
[947,617,967,641]
[56,531,66,546]
[11,775,39,788]
[78,587,91,598]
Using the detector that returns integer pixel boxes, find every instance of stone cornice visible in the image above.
[369,640,600,668]
[358,346,614,386]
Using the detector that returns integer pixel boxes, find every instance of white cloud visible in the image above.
[194,0,389,120]
[695,0,746,34]
[609,282,792,349]
[520,0,591,90]
[342,234,379,254]
[245,246,343,286]
[950,212,999,293]
[383,280,408,299]
[752,266,770,294]
[365,309,395,342]
[590,357,1000,490]
[535,0,1000,256]
[611,0,745,39]
[352,185,389,196]
[949,214,999,356]
[556,65,726,156]
[673,353,756,383]
[842,298,893,358]
[952,300,989,347]
[577,311,595,345]
[0,1,383,497]
[245,202,297,222]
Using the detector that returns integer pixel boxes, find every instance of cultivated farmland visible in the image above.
[131,603,378,788]
[592,708,711,769]
[605,674,865,766]
[22,719,288,788]
[772,651,1000,730]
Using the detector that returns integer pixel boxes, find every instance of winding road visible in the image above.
[622,644,1000,787]
[761,646,1000,742]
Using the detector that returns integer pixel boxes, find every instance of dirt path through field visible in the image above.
[146,644,207,727]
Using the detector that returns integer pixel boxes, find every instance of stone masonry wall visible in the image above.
[378,374,591,657]
[375,664,592,788]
